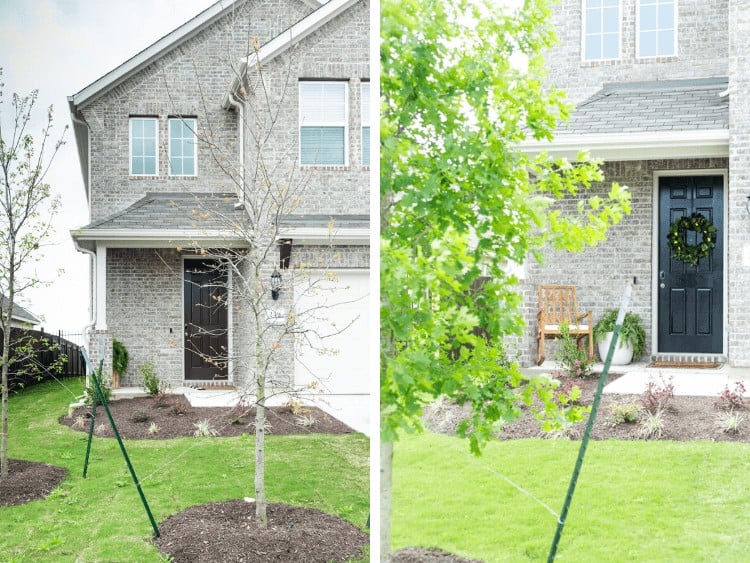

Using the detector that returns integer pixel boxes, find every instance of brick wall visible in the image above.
[546,0,729,104]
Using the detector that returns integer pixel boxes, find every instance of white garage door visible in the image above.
[294,270,369,396]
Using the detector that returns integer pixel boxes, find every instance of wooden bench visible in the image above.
[537,285,593,365]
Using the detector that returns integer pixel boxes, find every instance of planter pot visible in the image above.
[597,332,634,365]
[111,371,120,389]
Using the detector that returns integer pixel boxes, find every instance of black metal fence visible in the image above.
[1,328,85,392]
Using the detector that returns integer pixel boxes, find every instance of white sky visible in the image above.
[0,0,217,334]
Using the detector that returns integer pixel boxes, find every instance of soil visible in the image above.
[423,372,750,442]
[391,547,482,562]
[59,394,355,439]
[0,458,68,506]
[154,500,368,562]
[8,393,364,562]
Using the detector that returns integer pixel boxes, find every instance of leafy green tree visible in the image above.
[0,72,65,480]
[380,0,631,557]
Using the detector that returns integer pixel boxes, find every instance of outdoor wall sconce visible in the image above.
[746,195,750,218]
[271,269,282,300]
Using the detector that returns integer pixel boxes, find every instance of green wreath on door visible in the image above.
[667,212,717,267]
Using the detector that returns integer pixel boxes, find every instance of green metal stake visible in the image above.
[82,349,161,538]
[82,363,100,478]
[547,282,633,562]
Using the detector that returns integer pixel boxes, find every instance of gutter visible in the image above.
[224,91,246,208]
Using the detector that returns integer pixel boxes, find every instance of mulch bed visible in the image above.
[154,500,368,562]
[391,547,482,562]
[59,394,354,439]
[423,372,750,442]
[0,459,68,506]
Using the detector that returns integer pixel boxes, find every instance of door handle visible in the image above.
[659,270,665,280]
[660,283,666,289]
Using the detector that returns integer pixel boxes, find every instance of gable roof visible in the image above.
[521,77,730,161]
[1,296,42,326]
[71,192,251,252]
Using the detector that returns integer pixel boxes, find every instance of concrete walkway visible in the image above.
[111,386,370,435]
[525,361,750,397]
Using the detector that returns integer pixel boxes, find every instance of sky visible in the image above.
[0,0,217,335]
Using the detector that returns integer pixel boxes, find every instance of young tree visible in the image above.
[380,0,631,557]
[0,72,66,480]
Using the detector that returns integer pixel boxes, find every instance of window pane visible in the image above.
[170,159,182,175]
[132,119,143,137]
[603,7,619,33]
[184,139,195,157]
[143,119,156,137]
[602,33,619,58]
[603,0,618,6]
[586,0,602,7]
[640,4,657,31]
[640,31,657,56]
[585,35,601,60]
[143,156,156,175]
[182,159,195,176]
[362,125,370,166]
[144,138,156,156]
[660,29,675,55]
[587,8,601,33]
[361,83,370,126]
[659,2,674,29]
[300,83,346,123]
[300,126,345,165]
[132,158,143,175]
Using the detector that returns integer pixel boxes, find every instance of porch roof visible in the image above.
[71,192,250,252]
[278,214,369,245]
[521,77,730,160]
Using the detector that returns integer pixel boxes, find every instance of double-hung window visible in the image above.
[638,0,676,57]
[299,81,348,166]
[582,0,621,61]
[168,117,197,176]
[130,117,158,176]
[361,82,370,167]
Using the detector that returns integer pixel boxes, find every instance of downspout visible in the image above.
[225,91,245,208]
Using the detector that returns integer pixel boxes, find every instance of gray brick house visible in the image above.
[519,0,750,367]
[67,0,370,425]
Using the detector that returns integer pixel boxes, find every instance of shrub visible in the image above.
[72,415,86,429]
[641,376,674,414]
[130,409,149,423]
[193,419,219,438]
[717,410,744,434]
[151,391,172,408]
[148,422,159,435]
[555,323,593,379]
[139,362,167,396]
[112,339,129,375]
[610,401,641,425]
[295,414,318,428]
[593,310,647,361]
[639,410,664,439]
[82,377,111,406]
[717,381,746,411]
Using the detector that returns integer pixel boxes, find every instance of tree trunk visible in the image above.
[254,290,267,526]
[0,290,13,481]
[380,439,394,562]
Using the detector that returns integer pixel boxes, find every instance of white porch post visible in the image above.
[95,243,107,330]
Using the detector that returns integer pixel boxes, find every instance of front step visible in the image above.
[651,353,726,366]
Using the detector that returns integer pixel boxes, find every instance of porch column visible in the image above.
[95,243,107,330]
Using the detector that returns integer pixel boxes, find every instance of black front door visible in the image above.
[658,175,723,354]
[184,259,228,380]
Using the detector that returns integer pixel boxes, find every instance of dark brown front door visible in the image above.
[184,259,228,380]
[658,175,723,354]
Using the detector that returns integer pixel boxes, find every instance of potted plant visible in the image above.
[112,339,129,389]
[593,310,646,365]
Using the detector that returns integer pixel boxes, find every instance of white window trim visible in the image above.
[168,117,198,177]
[581,0,623,62]
[636,0,678,59]
[129,117,159,177]
[298,81,349,167]
[361,82,370,167]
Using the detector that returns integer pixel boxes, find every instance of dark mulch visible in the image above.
[154,500,368,562]
[0,458,68,506]
[60,394,354,439]
[423,373,750,442]
[391,547,482,562]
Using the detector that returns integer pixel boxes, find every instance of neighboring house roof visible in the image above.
[521,77,730,161]
[1,296,42,326]
[71,192,251,252]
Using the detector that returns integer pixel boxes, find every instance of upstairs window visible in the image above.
[130,117,158,176]
[169,117,197,176]
[361,82,370,167]
[299,81,348,166]
[638,0,676,57]
[582,0,621,61]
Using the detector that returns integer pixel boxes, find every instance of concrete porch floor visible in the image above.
[523,361,750,397]
[111,386,370,436]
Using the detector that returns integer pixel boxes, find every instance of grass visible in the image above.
[392,432,750,562]
[0,379,369,562]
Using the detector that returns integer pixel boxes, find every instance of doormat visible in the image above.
[646,361,722,369]
[188,385,238,391]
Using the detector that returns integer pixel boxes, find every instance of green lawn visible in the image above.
[0,379,369,562]
[392,432,750,562]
